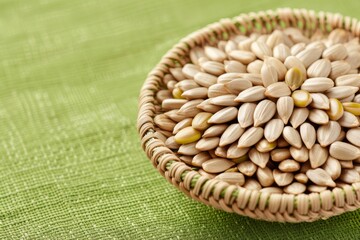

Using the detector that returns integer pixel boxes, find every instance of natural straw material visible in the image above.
[137,8,360,222]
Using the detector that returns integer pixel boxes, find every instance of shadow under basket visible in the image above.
[137,8,360,222]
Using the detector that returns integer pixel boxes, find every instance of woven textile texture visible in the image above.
[0,0,360,239]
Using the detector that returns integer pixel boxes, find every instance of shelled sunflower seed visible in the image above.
[156,27,360,193]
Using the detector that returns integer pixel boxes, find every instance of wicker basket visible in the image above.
[137,8,360,222]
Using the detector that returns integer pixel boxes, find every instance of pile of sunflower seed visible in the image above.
[154,28,360,194]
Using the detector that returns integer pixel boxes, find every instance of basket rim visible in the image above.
[137,8,360,222]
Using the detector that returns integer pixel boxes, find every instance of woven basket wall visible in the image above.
[137,8,360,222]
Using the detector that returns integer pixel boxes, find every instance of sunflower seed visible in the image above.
[237,73,263,86]
[343,102,360,116]
[322,157,341,180]
[309,109,329,125]
[317,121,341,147]
[257,167,275,187]
[309,144,328,168]
[255,138,277,153]
[207,83,229,97]
[300,123,316,149]
[271,148,291,162]
[296,47,323,68]
[238,38,254,51]
[277,136,290,148]
[154,114,176,132]
[273,43,290,62]
[224,79,253,95]
[156,90,173,103]
[215,172,245,185]
[340,169,360,183]
[204,46,227,62]
[346,128,360,147]
[202,124,227,138]
[209,95,238,106]
[322,44,348,61]
[178,142,201,155]
[247,59,264,74]
[289,146,309,163]
[200,61,225,76]
[224,60,247,73]
[328,29,350,44]
[215,146,228,158]
[208,107,238,124]
[195,137,220,151]
[196,99,223,113]
[291,42,306,55]
[308,185,327,193]
[284,67,303,91]
[307,59,331,78]
[178,99,203,117]
[301,78,334,92]
[234,86,266,102]
[227,144,249,159]
[248,148,269,168]
[202,158,236,173]
[253,100,276,127]
[290,108,309,128]
[266,30,285,49]
[279,159,300,172]
[283,182,306,194]
[243,179,262,191]
[229,50,256,64]
[345,52,360,69]
[198,169,216,179]
[217,73,243,83]
[261,63,278,87]
[329,60,351,79]
[340,94,355,102]
[273,169,294,186]
[292,90,312,107]
[179,155,193,165]
[294,173,308,184]
[174,126,202,144]
[277,96,294,124]
[337,130,346,141]
[284,56,307,80]
[193,72,217,87]
[181,87,208,100]
[326,86,359,99]
[327,98,344,120]
[338,111,360,128]
[265,82,291,99]
[238,127,264,148]
[340,160,353,169]
[237,160,257,177]
[264,119,284,142]
[283,126,302,148]
[265,57,287,80]
[251,41,272,60]
[335,74,360,87]
[169,67,186,81]
[162,99,188,110]
[182,63,201,78]
[165,136,180,149]
[306,168,336,187]
[219,124,244,147]
[329,141,360,160]
[310,93,330,110]
[192,152,211,167]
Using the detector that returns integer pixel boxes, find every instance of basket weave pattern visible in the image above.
[137,8,360,222]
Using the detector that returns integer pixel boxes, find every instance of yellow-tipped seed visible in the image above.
[255,139,277,152]
[342,102,360,116]
[285,67,304,91]
[172,88,184,99]
[174,126,201,144]
[327,98,344,120]
[232,155,249,163]
[292,90,312,107]
[192,112,213,131]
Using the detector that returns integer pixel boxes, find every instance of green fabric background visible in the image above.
[0,0,360,239]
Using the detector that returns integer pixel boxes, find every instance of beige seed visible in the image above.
[217,73,243,83]
[273,169,294,186]
[225,40,237,53]
[266,30,285,49]
[238,73,263,86]
[162,99,188,110]
[154,114,176,132]
[219,124,244,147]
[327,98,344,120]
[253,100,276,127]
[192,112,213,131]
[260,187,283,194]
[238,37,254,51]
[322,44,348,61]
[178,142,200,155]
[209,95,238,106]
[339,169,360,184]
[284,56,307,80]
[307,59,331,78]
[290,108,309,129]
[300,123,316,149]
[273,43,290,62]
[215,146,228,158]
[237,103,256,128]
[238,127,264,148]
[189,47,206,65]
[198,169,216,179]
[339,160,353,169]
[292,90,312,107]
[255,139,277,153]
[309,144,328,168]
[202,158,236,173]
[296,47,322,68]
[301,78,334,92]
[346,128,360,147]
[204,46,227,62]
[165,136,180,149]
[317,121,341,147]
[164,110,187,122]
[283,182,306,194]
[345,52,360,69]
[291,42,306,55]
[200,61,225,76]
[224,60,247,73]
[182,63,201,78]
[306,168,336,187]
[248,148,269,168]
[156,89,172,103]
[247,60,264,74]
[326,86,359,99]
[224,79,253,95]
[340,94,356,103]
[227,143,249,159]
[309,109,329,125]
[294,173,308,184]
[343,102,360,116]
[329,141,360,161]
[237,160,257,177]
[307,185,327,193]
[277,96,294,124]
[328,29,350,44]
[290,146,309,163]
[234,86,266,102]
[279,159,300,172]
[251,41,272,60]
[193,72,217,88]
[215,172,245,185]
[271,148,291,162]
[285,67,304,91]
[174,126,201,144]
[181,87,208,100]
[257,167,275,187]
[196,137,220,151]
[265,57,287,80]
[261,63,278,87]
[243,179,262,191]
[336,130,346,141]
[265,82,291,98]
[203,124,228,138]
[178,99,203,117]
[197,99,223,114]
[208,107,238,124]
[173,118,192,134]
[282,126,302,148]
[208,84,229,98]
[264,119,284,142]
[192,152,211,167]
[335,74,360,88]
[338,111,360,128]
[179,155,193,165]
[229,50,256,64]
[322,157,341,180]
[329,60,351,79]
[310,93,330,110]
[169,67,185,81]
